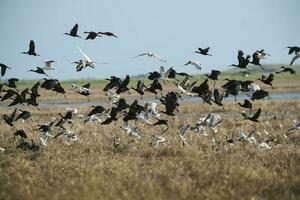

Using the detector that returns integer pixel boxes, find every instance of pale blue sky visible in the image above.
[0,0,299,80]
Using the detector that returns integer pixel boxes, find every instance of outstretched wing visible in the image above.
[29,40,35,52]
[77,46,92,62]
[290,54,300,66]
[82,83,90,89]
[70,24,79,35]
[251,108,261,121]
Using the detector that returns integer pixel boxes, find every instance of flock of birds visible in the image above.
[0,23,299,152]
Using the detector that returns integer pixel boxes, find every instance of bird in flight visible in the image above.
[83,31,102,40]
[194,47,212,56]
[134,52,167,63]
[64,24,81,38]
[276,66,296,75]
[21,40,39,56]
[28,67,48,76]
[42,60,56,70]
[98,32,118,38]
[183,61,202,70]
[241,108,262,122]
[74,46,95,71]
[0,63,11,76]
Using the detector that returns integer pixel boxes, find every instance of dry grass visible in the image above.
[0,99,300,200]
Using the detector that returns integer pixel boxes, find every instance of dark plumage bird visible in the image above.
[27,81,40,106]
[276,66,296,75]
[131,80,145,98]
[21,40,39,56]
[1,89,18,101]
[28,67,48,76]
[17,140,39,151]
[64,24,81,38]
[102,107,118,125]
[98,32,118,38]
[242,108,261,122]
[229,50,250,70]
[84,31,101,40]
[52,82,67,99]
[160,91,180,116]
[205,70,221,86]
[116,75,130,94]
[238,99,252,113]
[194,47,212,56]
[147,71,161,80]
[115,98,130,112]
[4,78,19,88]
[191,79,210,97]
[37,121,54,133]
[145,79,163,98]
[41,79,59,90]
[250,51,264,70]
[103,76,123,92]
[152,119,169,127]
[88,105,105,116]
[8,88,29,107]
[240,80,254,92]
[3,108,17,126]
[14,129,27,139]
[15,110,31,122]
[251,89,270,101]
[0,63,11,76]
[258,74,274,89]
[286,46,300,55]
[123,100,144,121]
[55,111,73,127]
[222,79,241,101]
[211,88,224,106]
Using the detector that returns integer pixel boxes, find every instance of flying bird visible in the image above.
[241,108,261,122]
[0,63,11,76]
[28,67,48,76]
[183,61,201,70]
[98,32,118,38]
[21,40,39,56]
[286,46,300,55]
[258,74,275,89]
[84,31,101,40]
[290,52,300,66]
[134,52,167,63]
[194,47,212,56]
[3,108,17,126]
[276,66,296,75]
[42,60,56,70]
[64,24,81,38]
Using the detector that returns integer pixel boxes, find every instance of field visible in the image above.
[0,98,300,200]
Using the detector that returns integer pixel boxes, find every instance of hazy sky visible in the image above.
[0,0,299,80]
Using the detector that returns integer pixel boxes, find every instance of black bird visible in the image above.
[229,50,250,70]
[4,78,19,88]
[240,80,254,92]
[103,76,123,92]
[88,105,105,116]
[28,67,48,76]
[152,119,169,127]
[222,79,241,101]
[102,107,118,125]
[52,82,67,99]
[194,47,212,56]
[64,24,81,38]
[251,89,270,101]
[21,40,39,56]
[286,46,300,55]
[98,32,118,38]
[131,80,145,99]
[258,74,274,89]
[238,99,252,113]
[123,100,144,121]
[27,81,40,106]
[211,88,224,106]
[160,91,180,116]
[191,79,210,98]
[14,129,27,139]
[115,98,130,112]
[55,111,73,127]
[15,110,31,122]
[8,88,29,107]
[37,121,55,133]
[242,108,261,122]
[276,66,296,75]
[145,79,163,98]
[205,70,221,86]
[1,89,18,101]
[3,108,17,126]
[0,63,11,76]
[17,140,39,151]
[84,31,101,40]
[147,71,161,80]
[116,75,130,94]
[250,51,264,70]
[41,79,59,90]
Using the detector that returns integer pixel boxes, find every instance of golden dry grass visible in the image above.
[0,99,300,200]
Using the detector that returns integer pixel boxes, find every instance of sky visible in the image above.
[0,0,299,80]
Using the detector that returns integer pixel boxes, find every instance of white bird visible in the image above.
[144,102,160,119]
[259,142,271,150]
[77,46,95,69]
[204,113,222,133]
[0,147,5,152]
[39,137,48,146]
[152,127,168,147]
[121,120,132,134]
[42,60,56,70]
[256,49,270,59]
[175,76,197,96]
[134,52,167,63]
[184,61,202,70]
[84,114,102,124]
[238,129,257,143]
[129,127,141,140]
[178,124,190,145]
[290,52,300,66]
[247,83,260,97]
[106,89,120,104]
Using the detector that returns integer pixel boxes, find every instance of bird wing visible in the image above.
[29,40,35,52]
[237,50,244,64]
[134,53,148,58]
[0,63,10,76]
[251,108,261,120]
[10,108,17,120]
[153,53,167,63]
[77,46,92,62]
[290,54,300,65]
[82,83,90,89]
[70,24,79,35]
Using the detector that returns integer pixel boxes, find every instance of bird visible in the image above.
[21,40,39,56]
[258,74,275,89]
[131,80,145,99]
[42,60,56,70]
[84,31,101,40]
[3,108,17,126]
[4,78,19,88]
[88,105,105,117]
[178,124,190,146]
[241,108,261,122]
[159,91,180,116]
[14,129,28,139]
[152,127,169,147]
[134,52,167,63]
[147,71,161,80]
[276,66,296,75]
[183,61,202,70]
[55,111,73,127]
[237,99,252,113]
[222,79,241,101]
[116,75,130,94]
[64,24,81,38]
[287,122,300,132]
[145,79,163,98]
[15,110,31,122]
[175,76,197,96]
[290,52,300,66]
[228,50,250,70]
[98,32,118,38]
[251,89,270,101]
[194,47,212,56]
[0,63,11,76]
[77,46,95,69]
[152,119,169,127]
[250,51,264,70]
[211,88,224,106]
[205,70,221,86]
[71,83,91,97]
[286,46,300,55]
[28,67,48,76]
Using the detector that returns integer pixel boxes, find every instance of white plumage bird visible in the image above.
[184,61,202,70]
[134,52,167,63]
[42,60,56,70]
